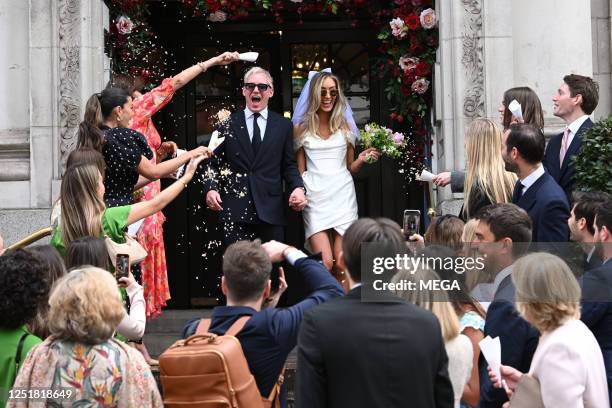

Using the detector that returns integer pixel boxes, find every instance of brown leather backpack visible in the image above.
[159,316,284,408]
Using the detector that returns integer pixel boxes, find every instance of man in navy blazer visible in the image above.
[544,74,599,199]
[474,203,539,408]
[183,240,343,406]
[295,218,454,408]
[204,67,306,244]
[568,191,609,271]
[503,123,570,242]
[581,200,612,404]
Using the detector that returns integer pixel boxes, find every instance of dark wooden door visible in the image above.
[151,18,422,308]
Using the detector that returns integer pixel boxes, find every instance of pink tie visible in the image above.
[559,127,569,167]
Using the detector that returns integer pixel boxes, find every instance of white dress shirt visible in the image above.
[244,107,268,142]
[565,114,590,148]
[520,164,545,196]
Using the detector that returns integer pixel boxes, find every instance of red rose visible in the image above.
[415,62,431,76]
[404,14,420,30]
[403,71,417,85]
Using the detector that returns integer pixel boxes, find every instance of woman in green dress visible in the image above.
[51,153,206,255]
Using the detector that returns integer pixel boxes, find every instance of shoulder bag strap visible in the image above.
[195,318,212,335]
[266,365,287,407]
[225,316,251,337]
[15,333,29,372]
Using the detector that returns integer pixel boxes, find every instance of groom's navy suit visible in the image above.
[543,118,593,200]
[204,109,303,243]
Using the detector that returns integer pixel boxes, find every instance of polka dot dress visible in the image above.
[102,126,153,208]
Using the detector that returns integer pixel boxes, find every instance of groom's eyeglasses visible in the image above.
[244,83,271,92]
[321,89,338,98]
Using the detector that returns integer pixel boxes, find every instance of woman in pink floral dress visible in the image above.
[112,51,239,318]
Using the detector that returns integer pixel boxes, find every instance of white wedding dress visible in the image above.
[296,129,358,240]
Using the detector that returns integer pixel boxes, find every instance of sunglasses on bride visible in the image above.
[244,83,271,92]
[321,89,339,98]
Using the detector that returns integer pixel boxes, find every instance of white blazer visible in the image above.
[528,319,609,408]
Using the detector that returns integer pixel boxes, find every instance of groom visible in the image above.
[205,67,306,245]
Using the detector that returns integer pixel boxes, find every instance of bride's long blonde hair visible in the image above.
[300,72,349,136]
[463,119,517,218]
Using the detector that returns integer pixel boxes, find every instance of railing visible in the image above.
[6,227,53,251]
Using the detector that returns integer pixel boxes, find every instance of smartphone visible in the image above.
[115,254,130,281]
[403,209,421,240]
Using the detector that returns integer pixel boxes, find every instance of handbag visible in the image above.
[105,234,148,267]
[508,374,544,408]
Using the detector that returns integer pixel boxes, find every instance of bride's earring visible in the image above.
[117,115,122,122]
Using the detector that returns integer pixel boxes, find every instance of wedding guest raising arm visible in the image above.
[50,154,206,256]
[76,87,211,207]
[292,71,378,290]
[109,52,239,319]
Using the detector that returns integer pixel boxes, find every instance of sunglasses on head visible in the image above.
[321,89,338,98]
[244,83,271,92]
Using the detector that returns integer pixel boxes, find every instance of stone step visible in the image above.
[143,309,211,357]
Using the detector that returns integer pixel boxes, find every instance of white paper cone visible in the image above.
[175,148,187,178]
[239,52,259,62]
[208,130,225,151]
[479,336,502,379]
[418,169,437,182]
[508,99,524,123]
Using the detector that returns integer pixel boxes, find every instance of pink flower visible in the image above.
[399,56,419,72]
[411,78,430,94]
[420,8,437,29]
[389,17,406,39]
[207,11,227,22]
[393,132,404,145]
[116,16,134,35]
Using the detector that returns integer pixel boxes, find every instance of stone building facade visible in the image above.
[0,0,610,244]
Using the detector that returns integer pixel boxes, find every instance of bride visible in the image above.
[293,70,379,290]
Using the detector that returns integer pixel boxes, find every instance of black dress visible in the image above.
[461,181,493,221]
[102,126,153,208]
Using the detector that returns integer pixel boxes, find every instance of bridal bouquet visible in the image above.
[359,122,406,162]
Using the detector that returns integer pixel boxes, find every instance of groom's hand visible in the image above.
[289,187,307,212]
[206,190,223,211]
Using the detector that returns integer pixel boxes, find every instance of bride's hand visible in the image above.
[359,147,380,164]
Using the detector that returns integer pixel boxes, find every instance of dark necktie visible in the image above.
[251,112,262,155]
[512,181,524,203]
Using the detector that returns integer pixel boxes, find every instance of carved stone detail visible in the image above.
[462,0,485,119]
[58,0,81,169]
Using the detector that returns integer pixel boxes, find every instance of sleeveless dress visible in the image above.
[295,130,358,240]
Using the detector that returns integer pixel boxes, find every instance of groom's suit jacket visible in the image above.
[543,117,593,199]
[204,110,303,226]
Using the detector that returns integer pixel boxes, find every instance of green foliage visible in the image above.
[573,117,612,194]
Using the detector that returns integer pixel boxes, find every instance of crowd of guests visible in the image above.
[0,57,610,408]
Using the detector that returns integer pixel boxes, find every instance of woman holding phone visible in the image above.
[292,71,379,290]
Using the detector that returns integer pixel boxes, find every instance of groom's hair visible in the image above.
[342,218,407,283]
[243,67,274,88]
[223,240,272,302]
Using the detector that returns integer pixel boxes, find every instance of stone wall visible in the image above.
[0,0,108,247]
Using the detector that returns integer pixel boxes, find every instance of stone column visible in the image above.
[0,0,108,244]
[434,0,513,212]
[591,0,612,120]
